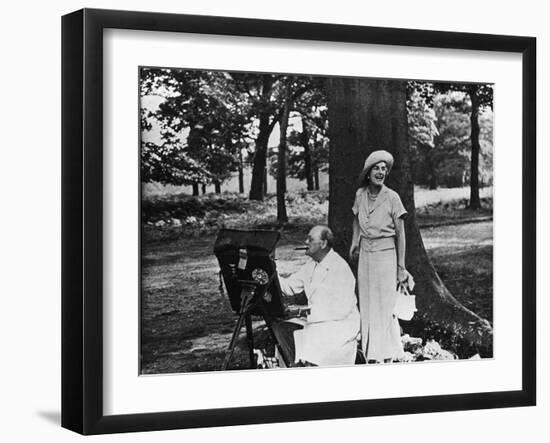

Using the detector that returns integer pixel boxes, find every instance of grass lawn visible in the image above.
[140,217,492,374]
[142,186,493,239]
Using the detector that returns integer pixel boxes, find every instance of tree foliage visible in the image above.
[140,68,250,188]
[141,68,493,203]
[433,82,493,208]
[287,86,329,187]
[407,82,493,189]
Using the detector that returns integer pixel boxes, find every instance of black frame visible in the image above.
[61,8,536,435]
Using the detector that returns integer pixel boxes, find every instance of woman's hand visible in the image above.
[349,244,359,262]
[397,266,408,284]
[397,267,415,290]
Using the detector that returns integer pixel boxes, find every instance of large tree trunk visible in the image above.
[249,76,275,201]
[468,86,482,209]
[214,180,221,194]
[326,77,492,356]
[301,117,314,191]
[249,115,270,200]
[192,183,199,196]
[277,88,291,224]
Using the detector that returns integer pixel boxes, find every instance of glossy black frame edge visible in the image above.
[61,8,536,435]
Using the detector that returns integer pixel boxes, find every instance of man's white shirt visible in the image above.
[278,249,360,366]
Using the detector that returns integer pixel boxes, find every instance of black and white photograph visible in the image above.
[139,67,494,374]
[2,0,546,440]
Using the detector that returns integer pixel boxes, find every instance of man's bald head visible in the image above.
[310,225,334,248]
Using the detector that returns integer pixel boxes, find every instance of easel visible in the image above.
[214,229,294,370]
[221,274,291,370]
[221,281,258,370]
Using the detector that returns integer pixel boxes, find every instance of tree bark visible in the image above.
[468,86,482,209]
[249,76,275,201]
[301,117,314,191]
[238,149,245,194]
[326,77,492,356]
[214,180,221,194]
[249,115,270,200]
[201,184,206,195]
[277,87,291,224]
[427,147,437,190]
[188,125,202,197]
[313,168,320,190]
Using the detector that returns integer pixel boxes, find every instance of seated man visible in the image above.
[276,225,360,367]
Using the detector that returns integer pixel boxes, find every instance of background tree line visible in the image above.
[141,69,492,210]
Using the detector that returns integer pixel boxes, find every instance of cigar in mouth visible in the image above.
[294,246,308,250]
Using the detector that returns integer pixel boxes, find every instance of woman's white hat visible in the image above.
[358,150,394,185]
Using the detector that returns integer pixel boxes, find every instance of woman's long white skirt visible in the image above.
[358,241,403,362]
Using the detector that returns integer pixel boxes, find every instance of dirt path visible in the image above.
[421,221,492,251]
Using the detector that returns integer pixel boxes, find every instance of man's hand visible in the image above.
[285,304,310,318]
[349,244,359,262]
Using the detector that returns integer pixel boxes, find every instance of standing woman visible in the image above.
[349,150,409,363]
